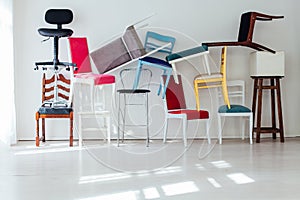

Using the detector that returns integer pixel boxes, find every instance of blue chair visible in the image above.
[133,31,176,98]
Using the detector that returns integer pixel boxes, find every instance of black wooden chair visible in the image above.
[202,12,284,53]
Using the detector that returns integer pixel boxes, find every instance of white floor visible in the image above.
[1,137,299,200]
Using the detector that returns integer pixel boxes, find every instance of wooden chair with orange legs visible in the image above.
[35,72,74,147]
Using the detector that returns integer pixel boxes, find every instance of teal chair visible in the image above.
[133,31,176,98]
[217,80,253,144]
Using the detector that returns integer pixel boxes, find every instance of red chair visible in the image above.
[68,37,115,147]
[162,75,211,147]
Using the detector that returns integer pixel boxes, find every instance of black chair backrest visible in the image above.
[238,12,252,42]
[45,9,73,27]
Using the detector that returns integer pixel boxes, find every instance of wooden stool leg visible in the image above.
[70,112,73,147]
[41,118,46,142]
[276,78,285,142]
[256,78,263,143]
[270,78,277,139]
[35,112,40,147]
[252,78,258,137]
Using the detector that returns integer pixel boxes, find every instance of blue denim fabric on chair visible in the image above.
[133,31,176,98]
[35,72,74,147]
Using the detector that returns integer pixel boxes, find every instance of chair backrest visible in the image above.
[144,31,176,55]
[237,12,284,43]
[238,12,253,42]
[68,37,92,74]
[45,9,73,28]
[41,73,71,105]
[163,75,187,110]
[91,25,146,74]
[119,68,152,90]
[220,46,227,77]
[219,80,246,106]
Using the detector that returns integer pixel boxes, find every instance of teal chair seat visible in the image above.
[218,104,251,113]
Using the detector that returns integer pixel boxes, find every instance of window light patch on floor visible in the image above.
[207,177,222,188]
[195,163,206,171]
[227,173,255,184]
[14,146,80,155]
[154,166,182,175]
[210,160,232,168]
[78,190,139,200]
[161,181,199,196]
[79,173,132,184]
[143,187,160,199]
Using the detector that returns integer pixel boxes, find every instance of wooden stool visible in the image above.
[251,76,284,143]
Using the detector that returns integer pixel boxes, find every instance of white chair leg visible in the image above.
[217,114,222,144]
[78,115,83,148]
[163,118,168,143]
[249,114,253,144]
[241,116,245,140]
[206,118,211,144]
[182,116,187,147]
[106,115,111,144]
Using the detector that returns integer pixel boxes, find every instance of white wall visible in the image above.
[14,0,300,140]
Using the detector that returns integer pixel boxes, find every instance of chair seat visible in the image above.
[166,46,208,62]
[218,104,251,113]
[168,109,209,120]
[117,89,150,94]
[140,56,172,68]
[38,28,73,38]
[38,106,73,115]
[75,73,115,85]
[194,73,222,80]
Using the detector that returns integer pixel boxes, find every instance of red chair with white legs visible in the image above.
[162,75,211,147]
[68,37,115,147]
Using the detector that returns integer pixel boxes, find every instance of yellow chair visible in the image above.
[194,46,230,111]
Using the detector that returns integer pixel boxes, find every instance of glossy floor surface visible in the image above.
[1,137,299,200]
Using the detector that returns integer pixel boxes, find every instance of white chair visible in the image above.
[73,79,112,148]
[68,37,115,147]
[162,75,211,147]
[217,80,253,144]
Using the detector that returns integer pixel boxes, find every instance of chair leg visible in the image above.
[206,119,211,144]
[122,94,126,143]
[161,71,172,99]
[146,94,149,147]
[35,112,40,147]
[182,116,187,147]
[249,113,253,144]
[69,112,73,147]
[163,118,168,143]
[106,115,111,144]
[133,61,143,89]
[78,114,83,148]
[41,118,46,142]
[117,92,121,147]
[241,116,245,140]
[217,114,222,144]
